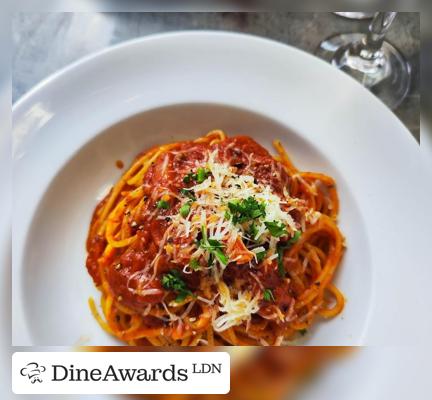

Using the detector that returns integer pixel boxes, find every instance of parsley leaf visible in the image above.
[183,172,194,184]
[288,230,302,244]
[299,329,308,336]
[156,200,170,209]
[213,247,228,265]
[207,239,224,248]
[276,231,302,278]
[183,168,211,184]
[248,222,259,240]
[207,252,215,268]
[179,201,192,218]
[189,258,201,271]
[276,242,289,278]
[161,269,187,291]
[175,291,190,303]
[200,224,208,242]
[196,167,211,183]
[263,288,275,302]
[228,197,266,224]
[199,225,228,265]
[180,188,196,201]
[265,220,287,237]
[161,270,193,303]
[256,250,266,263]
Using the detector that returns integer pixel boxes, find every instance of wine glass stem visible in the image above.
[361,12,397,59]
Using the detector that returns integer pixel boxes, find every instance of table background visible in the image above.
[12,12,420,140]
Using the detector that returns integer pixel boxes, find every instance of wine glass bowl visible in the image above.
[317,12,411,110]
[333,12,375,19]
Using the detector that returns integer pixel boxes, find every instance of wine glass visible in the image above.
[316,12,411,110]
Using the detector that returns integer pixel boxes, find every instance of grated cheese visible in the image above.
[159,150,318,331]
[212,282,260,332]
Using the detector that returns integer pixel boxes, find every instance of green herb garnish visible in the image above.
[183,172,194,184]
[288,230,302,244]
[256,250,266,263]
[248,222,259,241]
[156,200,170,209]
[265,220,287,237]
[174,291,190,303]
[276,242,289,278]
[196,167,211,184]
[161,269,193,303]
[275,231,302,278]
[299,329,308,336]
[199,225,228,265]
[189,258,201,271]
[228,196,266,224]
[180,188,196,201]
[179,201,192,218]
[263,288,275,302]
[207,252,215,268]
[183,168,211,184]
[212,247,228,265]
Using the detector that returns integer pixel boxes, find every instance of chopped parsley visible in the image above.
[228,196,266,224]
[247,222,259,241]
[174,290,191,303]
[207,252,215,268]
[196,167,211,183]
[179,201,192,218]
[156,199,170,209]
[199,225,228,265]
[299,329,308,336]
[183,172,194,184]
[256,250,266,263]
[180,188,196,201]
[182,168,211,184]
[161,269,193,303]
[276,230,302,278]
[189,258,201,271]
[265,220,287,237]
[263,288,275,302]
[288,230,302,244]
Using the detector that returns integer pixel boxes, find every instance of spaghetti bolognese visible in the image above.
[86,131,345,345]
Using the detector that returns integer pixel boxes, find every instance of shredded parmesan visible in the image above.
[213,282,260,332]
[154,150,316,331]
[167,153,302,274]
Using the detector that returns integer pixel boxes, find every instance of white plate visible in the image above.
[12,31,430,346]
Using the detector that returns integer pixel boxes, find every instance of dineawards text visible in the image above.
[52,364,188,382]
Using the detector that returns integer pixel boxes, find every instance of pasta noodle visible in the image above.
[85,131,345,345]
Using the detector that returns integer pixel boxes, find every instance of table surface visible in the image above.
[12,12,420,140]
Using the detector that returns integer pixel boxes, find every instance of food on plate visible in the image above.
[86,130,345,345]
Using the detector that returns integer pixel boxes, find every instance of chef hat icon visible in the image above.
[20,362,46,383]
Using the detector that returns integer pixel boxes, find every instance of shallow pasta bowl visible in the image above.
[12,31,427,346]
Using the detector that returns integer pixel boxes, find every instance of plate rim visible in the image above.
[11,29,423,346]
[12,30,417,147]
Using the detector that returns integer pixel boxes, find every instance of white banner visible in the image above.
[12,351,230,394]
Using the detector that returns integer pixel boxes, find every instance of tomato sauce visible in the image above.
[86,136,293,312]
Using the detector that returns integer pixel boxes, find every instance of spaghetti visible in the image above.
[86,131,345,345]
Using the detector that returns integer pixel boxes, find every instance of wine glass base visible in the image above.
[316,33,411,110]
[333,12,375,19]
